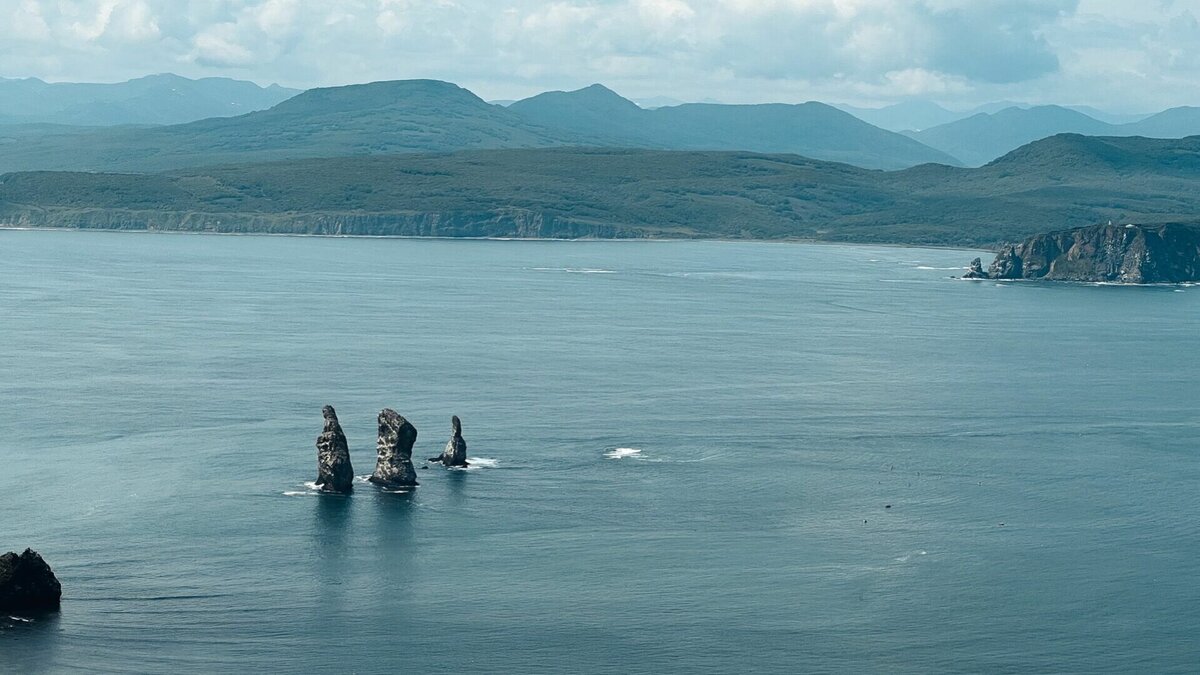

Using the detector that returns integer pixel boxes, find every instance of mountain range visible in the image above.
[4,134,1198,247]
[0,74,298,126]
[508,84,958,168]
[5,73,1200,173]
[0,80,957,173]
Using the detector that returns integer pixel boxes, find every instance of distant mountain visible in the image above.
[0,74,299,126]
[966,100,1031,116]
[834,100,964,132]
[839,100,1148,134]
[907,106,1113,166]
[633,96,687,109]
[910,105,1200,166]
[0,79,960,173]
[1061,105,1150,125]
[1127,106,1200,138]
[510,84,961,169]
[5,134,1198,248]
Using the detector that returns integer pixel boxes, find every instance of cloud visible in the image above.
[0,0,1197,111]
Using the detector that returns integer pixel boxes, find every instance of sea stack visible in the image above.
[369,409,419,488]
[315,405,354,493]
[962,257,989,279]
[0,549,62,614]
[430,415,469,467]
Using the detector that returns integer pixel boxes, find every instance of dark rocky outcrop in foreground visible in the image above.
[429,415,469,468]
[369,409,419,488]
[965,223,1200,283]
[315,405,354,493]
[0,549,62,614]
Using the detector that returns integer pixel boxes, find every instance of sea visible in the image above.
[1,230,1198,674]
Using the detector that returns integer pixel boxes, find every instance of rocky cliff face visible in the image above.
[0,549,62,613]
[968,223,1200,283]
[315,405,354,493]
[369,409,419,488]
[429,415,469,468]
[0,207,649,239]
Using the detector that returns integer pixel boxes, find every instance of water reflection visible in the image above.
[311,491,353,623]
[314,493,353,547]
[444,469,469,509]
[371,488,419,609]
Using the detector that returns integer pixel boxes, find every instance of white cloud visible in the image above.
[0,0,51,40]
[0,0,1197,111]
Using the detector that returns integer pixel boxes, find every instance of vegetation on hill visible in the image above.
[3,135,1199,248]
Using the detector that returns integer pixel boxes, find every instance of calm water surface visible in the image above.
[1,231,1198,673]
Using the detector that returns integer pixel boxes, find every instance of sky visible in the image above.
[1,0,1199,111]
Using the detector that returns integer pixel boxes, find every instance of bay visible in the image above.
[2,230,1198,673]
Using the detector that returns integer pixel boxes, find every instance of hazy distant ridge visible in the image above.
[0,74,299,126]
[908,105,1200,165]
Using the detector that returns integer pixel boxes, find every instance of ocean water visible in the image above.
[2,230,1198,674]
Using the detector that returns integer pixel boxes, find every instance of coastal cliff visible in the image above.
[967,223,1200,283]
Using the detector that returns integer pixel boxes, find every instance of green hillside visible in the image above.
[3,135,1198,247]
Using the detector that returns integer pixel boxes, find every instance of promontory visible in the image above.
[964,222,1200,283]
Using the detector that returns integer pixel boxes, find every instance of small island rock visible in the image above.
[429,415,469,467]
[369,409,419,488]
[962,257,989,279]
[315,405,354,493]
[0,549,62,614]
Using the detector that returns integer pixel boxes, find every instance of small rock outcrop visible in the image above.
[315,405,354,493]
[0,549,62,614]
[962,257,989,279]
[965,223,1200,283]
[429,415,469,467]
[369,409,419,488]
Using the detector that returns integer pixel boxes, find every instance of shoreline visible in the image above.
[0,224,994,253]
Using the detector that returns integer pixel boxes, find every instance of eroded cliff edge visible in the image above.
[965,223,1200,283]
